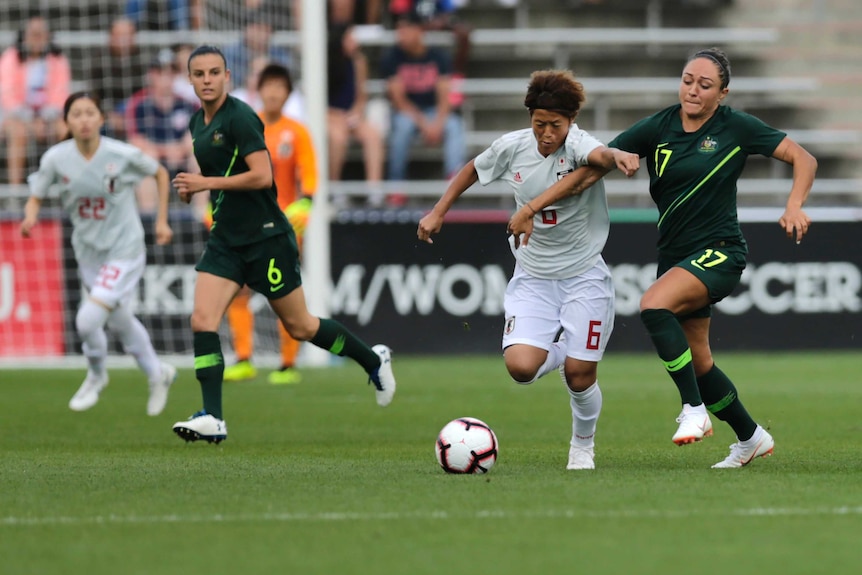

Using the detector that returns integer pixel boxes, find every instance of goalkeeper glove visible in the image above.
[284,197,312,237]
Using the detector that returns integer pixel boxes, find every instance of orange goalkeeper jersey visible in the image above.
[260,113,318,209]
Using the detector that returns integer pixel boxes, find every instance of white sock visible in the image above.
[569,381,602,448]
[107,304,162,381]
[535,342,567,380]
[740,425,764,445]
[76,300,110,378]
[82,331,108,378]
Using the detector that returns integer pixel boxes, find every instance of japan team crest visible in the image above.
[504,316,516,335]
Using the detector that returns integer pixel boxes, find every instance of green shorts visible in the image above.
[657,241,747,319]
[196,231,302,299]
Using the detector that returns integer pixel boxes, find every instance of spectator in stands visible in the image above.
[204,0,295,31]
[508,48,818,469]
[125,0,203,30]
[387,0,472,108]
[171,43,198,104]
[88,17,149,138]
[327,23,385,199]
[231,55,306,120]
[125,49,198,211]
[222,10,293,90]
[329,0,385,25]
[0,15,70,185]
[381,10,465,183]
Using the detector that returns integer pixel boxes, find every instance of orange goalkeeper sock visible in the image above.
[227,292,254,361]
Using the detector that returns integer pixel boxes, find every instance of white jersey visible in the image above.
[28,137,159,264]
[474,126,609,280]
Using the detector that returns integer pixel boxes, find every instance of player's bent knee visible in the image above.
[190,309,220,333]
[75,300,110,338]
[278,316,317,341]
[506,364,539,385]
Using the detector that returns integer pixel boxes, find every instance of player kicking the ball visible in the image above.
[418,70,639,470]
[21,91,177,416]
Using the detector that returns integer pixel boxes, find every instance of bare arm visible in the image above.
[153,164,173,245]
[772,136,817,243]
[588,146,640,176]
[417,159,479,244]
[387,76,426,128]
[431,75,452,132]
[172,149,274,195]
[20,196,43,237]
[350,53,369,118]
[506,166,609,246]
[506,146,640,246]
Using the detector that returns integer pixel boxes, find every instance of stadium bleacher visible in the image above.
[0,0,860,200]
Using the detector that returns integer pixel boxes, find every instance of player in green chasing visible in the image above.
[507,48,817,468]
[171,45,396,443]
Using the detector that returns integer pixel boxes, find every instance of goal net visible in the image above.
[0,0,303,366]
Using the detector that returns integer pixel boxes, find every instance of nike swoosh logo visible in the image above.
[329,334,346,355]
[270,283,285,292]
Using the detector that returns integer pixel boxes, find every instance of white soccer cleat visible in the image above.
[672,404,713,445]
[147,363,177,417]
[69,372,109,412]
[712,426,774,469]
[172,411,227,444]
[567,445,595,470]
[369,344,396,407]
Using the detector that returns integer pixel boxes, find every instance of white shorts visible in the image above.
[78,253,146,308]
[502,258,615,362]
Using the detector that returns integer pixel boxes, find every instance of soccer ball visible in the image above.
[435,417,498,474]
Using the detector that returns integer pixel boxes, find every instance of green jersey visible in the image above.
[609,105,786,257]
[190,95,290,246]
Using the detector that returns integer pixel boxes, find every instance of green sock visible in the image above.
[640,309,702,406]
[310,318,380,373]
[194,331,224,420]
[698,364,757,441]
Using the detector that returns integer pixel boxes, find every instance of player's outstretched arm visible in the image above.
[20,196,42,238]
[772,136,817,244]
[154,164,173,245]
[417,159,479,244]
[589,146,640,177]
[507,166,609,246]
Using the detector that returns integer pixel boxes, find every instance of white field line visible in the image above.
[3,506,862,527]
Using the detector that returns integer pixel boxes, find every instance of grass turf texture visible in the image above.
[2,352,861,575]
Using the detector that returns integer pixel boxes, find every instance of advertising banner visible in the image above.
[330,218,862,353]
[0,220,66,356]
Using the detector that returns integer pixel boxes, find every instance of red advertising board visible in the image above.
[0,220,66,357]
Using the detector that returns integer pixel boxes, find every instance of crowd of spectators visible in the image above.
[0,0,486,206]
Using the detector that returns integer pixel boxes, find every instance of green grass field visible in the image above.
[2,352,861,575]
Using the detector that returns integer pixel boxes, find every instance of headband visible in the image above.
[694,51,730,88]
[528,91,577,116]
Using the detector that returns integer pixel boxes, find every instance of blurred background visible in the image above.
[1,0,860,365]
